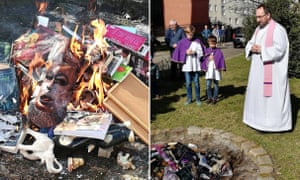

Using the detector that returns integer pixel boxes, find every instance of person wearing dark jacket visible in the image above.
[165,19,185,79]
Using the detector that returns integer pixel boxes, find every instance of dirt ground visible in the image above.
[0,140,148,179]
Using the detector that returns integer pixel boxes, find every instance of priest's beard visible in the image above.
[259,20,270,29]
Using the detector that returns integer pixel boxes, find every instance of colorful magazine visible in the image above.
[54,112,112,140]
[111,63,132,82]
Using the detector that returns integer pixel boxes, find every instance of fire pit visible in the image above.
[151,127,275,179]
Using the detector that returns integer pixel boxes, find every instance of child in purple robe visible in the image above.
[201,35,226,104]
[172,25,204,105]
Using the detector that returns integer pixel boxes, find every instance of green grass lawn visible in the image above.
[151,54,300,180]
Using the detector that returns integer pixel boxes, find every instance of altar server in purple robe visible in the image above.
[201,35,226,104]
[172,25,204,106]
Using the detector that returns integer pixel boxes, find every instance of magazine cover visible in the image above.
[54,112,112,140]
[111,63,132,82]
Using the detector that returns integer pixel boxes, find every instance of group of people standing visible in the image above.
[161,2,292,133]
[201,24,226,46]
[165,20,226,106]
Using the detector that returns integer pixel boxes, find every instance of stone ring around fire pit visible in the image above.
[151,126,275,180]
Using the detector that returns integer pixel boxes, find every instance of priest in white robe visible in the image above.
[243,4,292,132]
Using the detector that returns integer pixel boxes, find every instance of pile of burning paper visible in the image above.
[151,142,233,179]
[0,0,149,174]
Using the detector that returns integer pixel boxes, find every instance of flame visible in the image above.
[69,62,106,112]
[35,0,48,15]
[94,65,105,106]
[91,19,108,47]
[67,18,110,112]
[86,19,109,60]
[70,25,84,59]
[18,18,111,114]
[19,52,46,115]
[21,86,29,115]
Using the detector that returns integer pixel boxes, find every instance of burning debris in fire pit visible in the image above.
[151,142,233,179]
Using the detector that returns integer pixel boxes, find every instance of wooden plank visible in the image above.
[103,98,149,144]
[103,73,149,144]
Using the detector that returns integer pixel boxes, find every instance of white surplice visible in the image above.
[205,60,222,81]
[182,41,203,72]
[243,22,292,131]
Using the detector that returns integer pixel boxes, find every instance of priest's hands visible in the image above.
[251,44,261,54]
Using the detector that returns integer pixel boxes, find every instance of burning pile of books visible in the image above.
[1,1,149,147]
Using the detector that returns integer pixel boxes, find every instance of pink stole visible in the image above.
[255,19,276,97]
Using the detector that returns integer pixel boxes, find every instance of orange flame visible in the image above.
[19,18,111,114]
[21,86,29,115]
[19,52,46,115]
[86,19,109,60]
[66,18,110,112]
[35,0,48,15]
[94,65,105,106]
[70,25,84,59]
[69,62,106,112]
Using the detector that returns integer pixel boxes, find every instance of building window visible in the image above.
[210,17,217,24]
[222,6,225,16]
[209,4,212,11]
[215,5,217,12]
[234,7,238,13]
[235,18,239,25]
[229,18,232,25]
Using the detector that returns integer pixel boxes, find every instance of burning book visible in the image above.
[11,19,110,128]
[9,15,149,144]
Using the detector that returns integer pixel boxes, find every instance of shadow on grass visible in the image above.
[291,94,300,131]
[156,69,185,96]
[151,94,181,121]
[151,70,185,121]
[204,84,246,103]
[151,76,249,121]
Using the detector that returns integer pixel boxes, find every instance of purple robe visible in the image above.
[201,47,226,71]
[171,38,203,64]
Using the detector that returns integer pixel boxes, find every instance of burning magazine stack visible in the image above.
[0,1,149,173]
